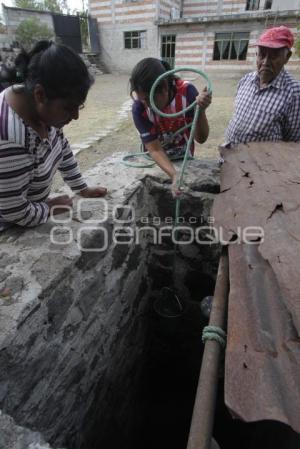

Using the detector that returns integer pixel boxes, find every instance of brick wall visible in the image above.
[89,0,157,25]
[160,18,300,74]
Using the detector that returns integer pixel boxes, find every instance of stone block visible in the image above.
[0,154,220,447]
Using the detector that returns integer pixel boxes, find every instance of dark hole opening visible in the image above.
[7,176,294,449]
[79,256,300,449]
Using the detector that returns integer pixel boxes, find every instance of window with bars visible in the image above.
[246,0,260,10]
[124,31,146,49]
[161,35,176,69]
[213,32,250,61]
[264,0,272,9]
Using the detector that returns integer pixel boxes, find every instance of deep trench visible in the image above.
[2,174,300,449]
[73,177,300,449]
[75,176,221,449]
[77,243,300,449]
[83,264,217,449]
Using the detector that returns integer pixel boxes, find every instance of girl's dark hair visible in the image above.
[129,57,175,97]
[0,40,93,103]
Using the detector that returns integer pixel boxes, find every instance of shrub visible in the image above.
[15,17,54,50]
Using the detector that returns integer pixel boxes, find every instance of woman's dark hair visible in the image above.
[129,57,175,98]
[0,65,16,92]
[0,40,93,103]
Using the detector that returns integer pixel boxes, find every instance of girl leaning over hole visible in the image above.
[129,58,212,197]
[0,40,107,231]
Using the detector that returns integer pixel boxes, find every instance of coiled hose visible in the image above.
[122,67,211,228]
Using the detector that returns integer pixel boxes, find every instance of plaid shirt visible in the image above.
[225,69,300,144]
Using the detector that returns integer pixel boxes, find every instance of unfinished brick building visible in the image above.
[89,0,300,74]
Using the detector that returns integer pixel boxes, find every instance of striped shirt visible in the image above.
[0,89,87,229]
[132,79,198,155]
[225,69,300,145]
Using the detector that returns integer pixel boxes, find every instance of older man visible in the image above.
[225,26,300,145]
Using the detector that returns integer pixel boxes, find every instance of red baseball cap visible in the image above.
[256,26,294,49]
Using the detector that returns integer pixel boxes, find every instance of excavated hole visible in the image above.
[75,177,221,449]
[64,177,300,449]
[3,175,299,449]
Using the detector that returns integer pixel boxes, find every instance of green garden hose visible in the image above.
[149,68,213,318]
[149,67,212,225]
[122,67,212,234]
[122,67,212,177]
[127,67,213,324]
[122,148,156,168]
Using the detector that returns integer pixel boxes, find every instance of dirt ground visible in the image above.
[61,73,238,179]
[64,74,131,145]
[55,70,299,191]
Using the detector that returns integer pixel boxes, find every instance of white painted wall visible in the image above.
[272,0,300,10]
[99,23,159,72]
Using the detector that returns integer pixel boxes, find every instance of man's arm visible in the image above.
[283,89,300,142]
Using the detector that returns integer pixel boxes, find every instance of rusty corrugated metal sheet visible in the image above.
[212,141,300,433]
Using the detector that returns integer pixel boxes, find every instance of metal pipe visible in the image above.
[187,246,229,449]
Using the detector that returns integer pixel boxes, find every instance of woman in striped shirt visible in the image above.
[0,40,107,231]
[130,58,212,196]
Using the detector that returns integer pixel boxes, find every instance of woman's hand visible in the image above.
[196,87,212,111]
[46,194,73,216]
[79,186,107,198]
[171,172,184,199]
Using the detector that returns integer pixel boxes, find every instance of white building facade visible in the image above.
[89,0,300,74]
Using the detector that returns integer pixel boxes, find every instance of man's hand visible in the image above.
[196,87,212,111]
[218,143,233,164]
[46,195,73,216]
[79,186,107,198]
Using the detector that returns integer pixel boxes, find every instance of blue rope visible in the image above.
[202,325,227,348]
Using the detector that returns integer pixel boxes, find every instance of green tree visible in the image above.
[15,0,43,10]
[43,0,70,13]
[43,0,61,12]
[15,17,54,49]
[15,0,70,14]
[78,11,89,50]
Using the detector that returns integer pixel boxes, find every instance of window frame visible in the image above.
[245,0,260,10]
[161,34,176,69]
[264,0,272,9]
[213,32,250,61]
[124,30,146,50]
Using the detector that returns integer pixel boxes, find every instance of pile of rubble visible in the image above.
[80,53,104,76]
[0,41,103,77]
[0,42,20,68]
